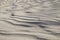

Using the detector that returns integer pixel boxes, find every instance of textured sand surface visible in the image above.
[0,0,60,40]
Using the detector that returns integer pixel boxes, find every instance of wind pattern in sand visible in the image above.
[0,0,60,40]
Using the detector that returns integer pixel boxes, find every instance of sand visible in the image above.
[0,0,60,40]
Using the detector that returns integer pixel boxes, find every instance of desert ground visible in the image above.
[0,0,60,40]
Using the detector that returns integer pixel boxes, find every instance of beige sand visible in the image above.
[0,0,60,40]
